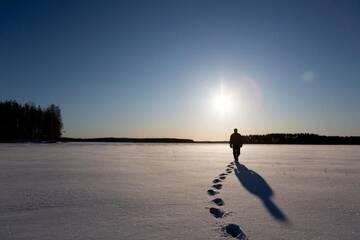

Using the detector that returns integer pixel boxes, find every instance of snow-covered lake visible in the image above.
[0,143,359,240]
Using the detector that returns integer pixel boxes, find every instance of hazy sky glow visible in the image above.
[1,0,360,140]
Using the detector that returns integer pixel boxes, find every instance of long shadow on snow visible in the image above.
[234,162,289,222]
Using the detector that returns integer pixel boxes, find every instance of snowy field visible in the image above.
[0,143,359,240]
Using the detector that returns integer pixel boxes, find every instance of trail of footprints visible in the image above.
[206,161,248,239]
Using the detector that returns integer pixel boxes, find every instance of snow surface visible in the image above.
[0,143,359,240]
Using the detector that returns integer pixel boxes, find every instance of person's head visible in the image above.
[234,128,238,133]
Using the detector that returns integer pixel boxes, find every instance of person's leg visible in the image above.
[234,147,240,162]
[232,148,237,161]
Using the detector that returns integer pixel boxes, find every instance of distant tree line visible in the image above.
[243,133,360,144]
[0,100,63,142]
[60,137,194,143]
[197,133,360,144]
[62,134,360,144]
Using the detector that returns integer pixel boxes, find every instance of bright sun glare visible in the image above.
[212,85,233,114]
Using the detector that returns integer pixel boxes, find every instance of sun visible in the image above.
[213,90,233,114]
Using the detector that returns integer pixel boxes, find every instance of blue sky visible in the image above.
[1,0,360,140]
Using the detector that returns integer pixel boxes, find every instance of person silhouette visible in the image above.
[230,128,243,162]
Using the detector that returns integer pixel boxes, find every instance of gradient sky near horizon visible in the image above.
[1,0,360,140]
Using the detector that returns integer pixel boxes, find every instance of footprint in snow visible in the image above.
[209,207,225,218]
[222,224,247,239]
[227,164,234,169]
[207,189,219,196]
[212,184,222,190]
[213,178,221,183]
[212,198,224,206]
